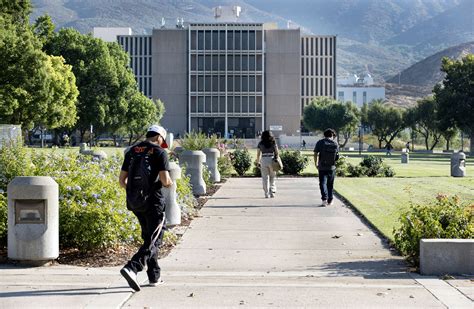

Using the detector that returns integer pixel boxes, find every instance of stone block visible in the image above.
[420,239,474,275]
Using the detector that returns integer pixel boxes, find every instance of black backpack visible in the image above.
[319,140,338,167]
[126,145,153,212]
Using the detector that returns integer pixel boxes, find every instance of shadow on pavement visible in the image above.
[314,259,413,279]
[0,286,130,298]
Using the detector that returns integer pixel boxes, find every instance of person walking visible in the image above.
[385,143,393,156]
[314,129,339,206]
[255,130,279,198]
[118,125,173,292]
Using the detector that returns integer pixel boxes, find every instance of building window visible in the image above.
[234,55,241,71]
[249,76,255,92]
[205,30,212,50]
[338,91,344,101]
[219,31,225,50]
[249,30,255,50]
[249,55,255,71]
[242,76,248,92]
[191,31,197,50]
[219,55,225,70]
[219,75,225,92]
[205,55,212,71]
[242,55,248,71]
[205,96,211,112]
[212,76,218,91]
[234,96,241,113]
[198,97,204,113]
[227,31,234,50]
[256,75,262,92]
[212,96,219,113]
[242,96,248,113]
[249,96,255,112]
[242,30,248,50]
[191,76,197,92]
[220,96,225,113]
[198,31,204,50]
[234,31,241,50]
[205,76,211,92]
[227,76,234,92]
[212,31,218,50]
[234,75,241,92]
[256,55,262,71]
[191,55,196,71]
[227,55,234,71]
[191,97,197,112]
[353,91,357,103]
[256,31,262,50]
[227,96,234,113]
[198,55,204,71]
[198,76,204,91]
[212,55,218,70]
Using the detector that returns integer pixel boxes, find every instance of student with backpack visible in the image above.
[118,125,173,292]
[314,129,339,206]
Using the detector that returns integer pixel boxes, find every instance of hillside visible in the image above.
[30,0,473,82]
[387,42,474,87]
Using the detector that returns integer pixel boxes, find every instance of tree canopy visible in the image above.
[303,97,360,147]
[366,100,406,149]
[434,54,474,153]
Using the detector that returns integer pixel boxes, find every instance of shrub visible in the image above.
[335,155,349,177]
[280,150,308,175]
[347,163,367,177]
[230,149,252,176]
[202,163,212,188]
[360,155,384,177]
[0,192,6,247]
[0,139,34,191]
[393,195,474,266]
[180,132,217,150]
[217,154,234,177]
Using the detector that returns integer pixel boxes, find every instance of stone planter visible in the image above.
[203,148,221,183]
[179,150,206,196]
[164,162,181,226]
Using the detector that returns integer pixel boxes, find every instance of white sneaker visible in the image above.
[120,267,140,292]
[328,200,334,206]
[322,200,328,206]
[148,278,164,287]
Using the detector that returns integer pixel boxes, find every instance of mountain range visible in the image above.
[30,0,474,88]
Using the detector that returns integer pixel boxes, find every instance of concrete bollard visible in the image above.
[401,152,409,164]
[179,150,206,196]
[164,162,182,226]
[203,148,221,183]
[451,151,466,177]
[8,176,59,264]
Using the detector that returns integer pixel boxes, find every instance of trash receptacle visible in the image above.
[401,152,409,164]
[7,176,59,263]
[451,151,466,177]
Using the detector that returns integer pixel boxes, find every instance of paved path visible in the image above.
[0,178,472,308]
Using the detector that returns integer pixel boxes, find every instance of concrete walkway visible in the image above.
[0,178,472,308]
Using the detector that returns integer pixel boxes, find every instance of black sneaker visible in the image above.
[120,267,141,292]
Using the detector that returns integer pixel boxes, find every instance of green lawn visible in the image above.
[335,177,474,241]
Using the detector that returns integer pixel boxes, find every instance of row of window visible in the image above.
[190,30,263,51]
[190,54,263,72]
[301,36,335,56]
[190,75,263,93]
[337,91,368,104]
[301,56,334,77]
[118,36,152,56]
[137,77,152,97]
[130,56,152,76]
[190,96,263,114]
[301,77,334,97]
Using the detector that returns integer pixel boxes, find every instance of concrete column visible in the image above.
[179,150,206,195]
[164,162,181,226]
[203,148,221,183]
[401,152,409,164]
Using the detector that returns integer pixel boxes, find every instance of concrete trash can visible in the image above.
[401,152,409,164]
[451,151,466,177]
[7,176,59,263]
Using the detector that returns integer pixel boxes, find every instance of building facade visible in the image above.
[336,73,385,107]
[114,23,336,138]
[300,35,337,112]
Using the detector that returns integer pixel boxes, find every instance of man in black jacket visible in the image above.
[314,129,339,206]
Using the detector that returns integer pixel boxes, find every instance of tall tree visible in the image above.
[434,55,474,153]
[124,96,165,145]
[303,97,360,147]
[0,0,31,25]
[405,97,442,151]
[33,14,55,45]
[44,29,137,141]
[367,100,406,149]
[0,15,78,131]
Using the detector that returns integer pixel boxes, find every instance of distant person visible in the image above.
[385,143,393,156]
[255,130,279,198]
[314,129,339,206]
[118,125,172,292]
[302,139,307,149]
[406,141,410,152]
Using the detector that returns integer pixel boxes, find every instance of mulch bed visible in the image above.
[0,181,223,267]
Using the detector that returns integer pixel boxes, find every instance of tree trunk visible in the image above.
[378,139,383,149]
[470,136,474,154]
[446,139,450,151]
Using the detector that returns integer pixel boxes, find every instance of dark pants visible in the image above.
[126,205,165,283]
[318,169,336,202]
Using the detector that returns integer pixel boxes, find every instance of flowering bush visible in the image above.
[217,142,234,177]
[31,152,141,250]
[176,167,197,219]
[393,195,474,266]
[280,150,308,175]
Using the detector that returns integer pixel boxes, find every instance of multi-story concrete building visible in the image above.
[113,20,336,138]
